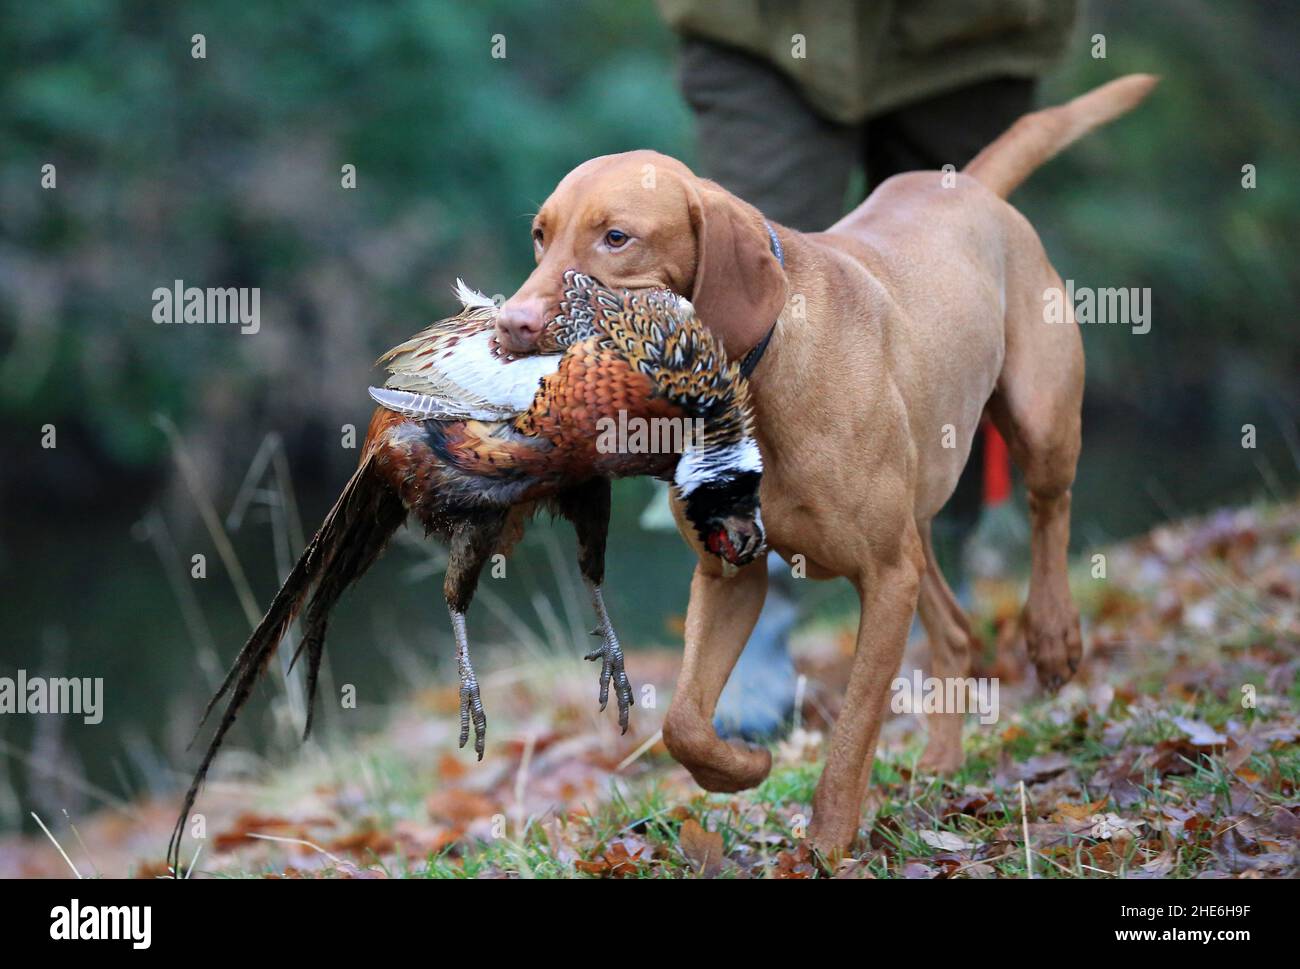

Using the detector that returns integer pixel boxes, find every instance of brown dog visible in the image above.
[496,75,1157,858]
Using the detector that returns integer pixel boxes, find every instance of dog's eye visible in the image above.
[532,228,544,249]
[604,229,630,249]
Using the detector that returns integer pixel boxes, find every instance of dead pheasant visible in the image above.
[168,271,764,872]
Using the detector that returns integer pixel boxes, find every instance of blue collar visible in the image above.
[765,220,785,268]
[739,221,784,378]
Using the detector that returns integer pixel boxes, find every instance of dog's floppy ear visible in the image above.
[685,181,788,362]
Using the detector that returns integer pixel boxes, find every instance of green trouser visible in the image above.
[678,37,1035,575]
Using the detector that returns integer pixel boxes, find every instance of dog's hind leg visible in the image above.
[989,258,1084,691]
[915,518,974,773]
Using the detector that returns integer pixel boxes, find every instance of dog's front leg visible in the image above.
[662,558,772,792]
[809,530,924,861]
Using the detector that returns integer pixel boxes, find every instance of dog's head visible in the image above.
[495,150,786,360]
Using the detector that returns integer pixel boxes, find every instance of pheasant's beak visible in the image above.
[705,513,766,566]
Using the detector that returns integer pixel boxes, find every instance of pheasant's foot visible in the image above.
[449,608,487,759]
[585,632,633,733]
[458,665,487,760]
[585,582,633,733]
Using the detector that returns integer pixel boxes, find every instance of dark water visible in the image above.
[0,408,1294,833]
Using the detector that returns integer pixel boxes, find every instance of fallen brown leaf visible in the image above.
[774,843,816,879]
[678,819,724,876]
[426,789,498,824]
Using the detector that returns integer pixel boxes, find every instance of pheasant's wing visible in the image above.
[374,280,561,421]
[418,417,557,508]
[428,418,551,474]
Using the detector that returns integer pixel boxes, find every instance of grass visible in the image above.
[3,485,1296,878]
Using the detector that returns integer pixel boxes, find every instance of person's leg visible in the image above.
[679,38,858,232]
[677,38,859,738]
[864,76,1037,191]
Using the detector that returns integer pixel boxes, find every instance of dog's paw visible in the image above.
[663,709,773,792]
[685,745,773,793]
[917,738,965,774]
[1023,600,1082,692]
[808,810,862,864]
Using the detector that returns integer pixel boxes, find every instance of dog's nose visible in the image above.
[496,297,548,352]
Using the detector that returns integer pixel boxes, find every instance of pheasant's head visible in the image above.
[674,439,765,567]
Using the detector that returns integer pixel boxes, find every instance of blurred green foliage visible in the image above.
[1019,2,1298,424]
[0,0,1295,504]
[1,0,691,478]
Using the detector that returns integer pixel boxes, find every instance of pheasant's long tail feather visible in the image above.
[290,486,404,739]
[167,453,404,876]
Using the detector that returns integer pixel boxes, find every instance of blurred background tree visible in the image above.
[0,0,1295,830]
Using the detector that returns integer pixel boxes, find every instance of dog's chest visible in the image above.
[756,482,843,580]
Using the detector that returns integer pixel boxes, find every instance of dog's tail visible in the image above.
[964,74,1159,199]
[166,444,406,876]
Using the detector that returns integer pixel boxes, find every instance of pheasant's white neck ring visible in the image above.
[674,437,763,497]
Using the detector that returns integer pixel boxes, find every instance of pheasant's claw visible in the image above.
[584,636,632,734]
[584,582,633,733]
[458,676,487,760]
[450,608,487,760]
